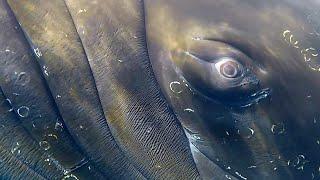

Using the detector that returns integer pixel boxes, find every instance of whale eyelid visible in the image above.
[194,38,260,65]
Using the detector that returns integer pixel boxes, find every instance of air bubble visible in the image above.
[235,171,247,180]
[248,165,257,169]
[45,158,51,166]
[169,81,183,94]
[183,108,195,113]
[2,98,13,112]
[55,119,64,132]
[47,134,58,140]
[287,154,308,170]
[17,106,29,118]
[43,66,49,76]
[146,127,152,133]
[33,48,42,58]
[62,174,79,180]
[11,142,20,155]
[192,37,203,41]
[78,9,87,13]
[237,127,255,139]
[15,72,30,85]
[271,123,285,135]
[191,134,201,140]
[39,141,50,151]
[225,175,232,180]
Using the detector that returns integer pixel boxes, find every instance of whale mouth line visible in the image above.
[220,87,271,108]
[189,82,272,108]
[238,88,271,108]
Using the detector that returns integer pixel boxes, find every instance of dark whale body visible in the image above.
[0,0,320,179]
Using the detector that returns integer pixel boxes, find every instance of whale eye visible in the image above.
[171,40,269,106]
[216,58,243,79]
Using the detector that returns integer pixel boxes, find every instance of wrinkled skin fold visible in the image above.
[0,0,319,179]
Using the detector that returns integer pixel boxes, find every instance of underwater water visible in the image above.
[1,0,320,179]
